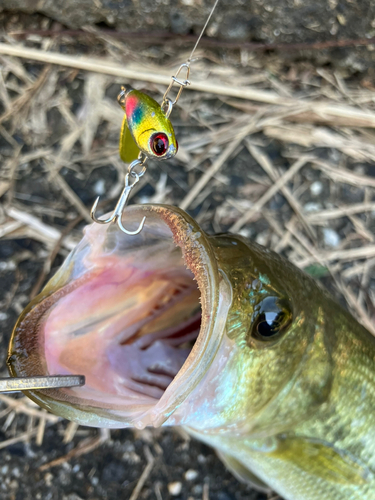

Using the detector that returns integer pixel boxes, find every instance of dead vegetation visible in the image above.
[0,26,374,500]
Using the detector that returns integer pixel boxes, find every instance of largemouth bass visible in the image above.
[7,204,375,500]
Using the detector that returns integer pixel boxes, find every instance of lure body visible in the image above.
[7,205,375,500]
[118,89,178,162]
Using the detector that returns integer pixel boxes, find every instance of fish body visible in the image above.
[7,205,375,500]
[184,233,375,499]
[118,89,178,162]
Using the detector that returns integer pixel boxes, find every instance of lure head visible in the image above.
[118,89,178,161]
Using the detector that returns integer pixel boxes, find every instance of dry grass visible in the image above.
[0,27,374,498]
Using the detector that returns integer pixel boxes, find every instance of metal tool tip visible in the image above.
[0,375,85,393]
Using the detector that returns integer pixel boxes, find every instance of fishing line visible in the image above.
[188,0,220,64]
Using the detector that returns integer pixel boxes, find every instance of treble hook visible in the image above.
[91,171,146,235]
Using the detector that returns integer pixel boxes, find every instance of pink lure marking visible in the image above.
[125,95,138,119]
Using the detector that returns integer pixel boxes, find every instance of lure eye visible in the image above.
[250,296,292,342]
[150,133,169,156]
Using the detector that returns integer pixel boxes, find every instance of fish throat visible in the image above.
[42,239,202,403]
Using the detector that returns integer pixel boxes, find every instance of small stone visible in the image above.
[12,467,20,478]
[122,450,141,464]
[310,181,323,196]
[323,228,340,247]
[0,311,8,321]
[304,202,321,213]
[91,476,99,486]
[9,480,18,489]
[192,484,203,495]
[255,232,268,246]
[330,23,339,35]
[0,261,16,271]
[238,228,252,238]
[168,481,182,496]
[93,179,105,196]
[58,470,71,486]
[207,22,219,37]
[1,466,9,475]
[44,473,53,487]
[185,469,198,481]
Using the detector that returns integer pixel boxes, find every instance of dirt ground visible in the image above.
[0,10,375,500]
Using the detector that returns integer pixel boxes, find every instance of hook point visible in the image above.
[118,215,146,235]
[91,196,115,224]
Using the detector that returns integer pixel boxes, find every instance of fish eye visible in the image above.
[150,132,169,156]
[250,296,292,342]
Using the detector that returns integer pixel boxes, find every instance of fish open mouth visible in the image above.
[8,205,227,428]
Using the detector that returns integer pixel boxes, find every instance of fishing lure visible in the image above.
[118,88,179,163]
[90,0,220,236]
[90,63,189,235]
